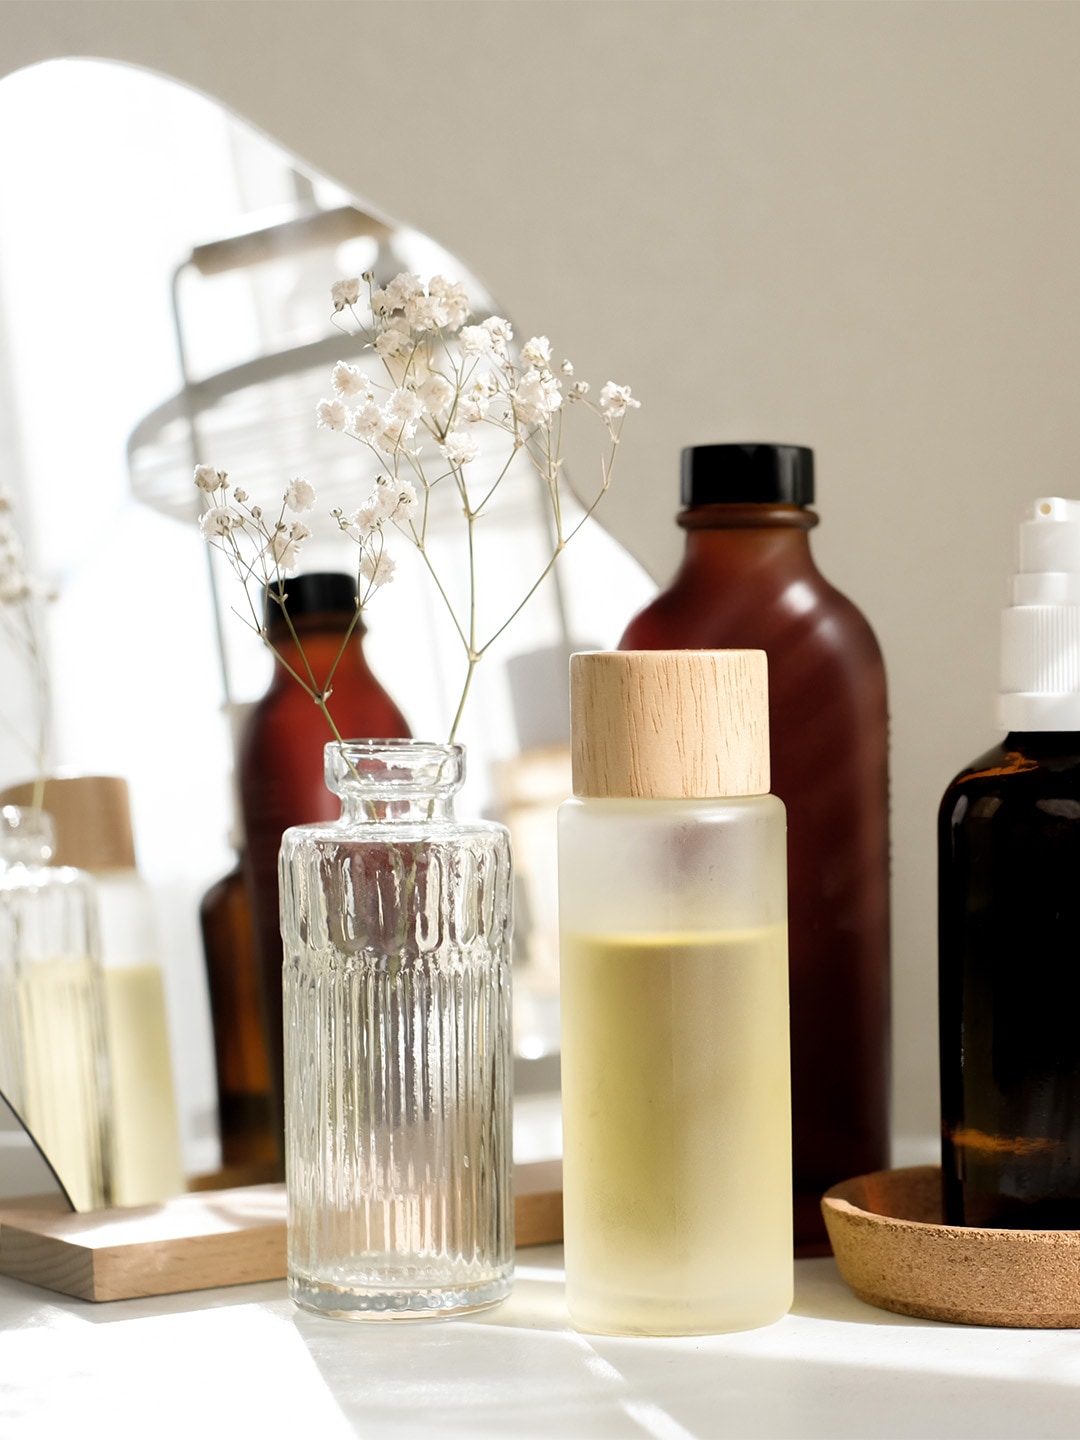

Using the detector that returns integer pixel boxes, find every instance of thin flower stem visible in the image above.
[322,603,364,696]
[0,708,34,760]
[274,594,324,698]
[448,657,478,745]
[477,543,564,658]
[473,449,519,516]
[228,601,315,696]
[416,544,469,651]
[467,507,477,660]
[0,590,53,805]
[477,444,616,660]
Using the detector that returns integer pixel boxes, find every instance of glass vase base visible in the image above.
[289,1269,514,1321]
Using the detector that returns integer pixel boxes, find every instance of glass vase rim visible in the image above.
[324,739,466,798]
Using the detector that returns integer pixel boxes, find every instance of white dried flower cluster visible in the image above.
[196,269,639,742]
[0,491,34,607]
[316,271,640,736]
[0,485,54,779]
[0,489,56,610]
[317,272,637,477]
[195,469,324,582]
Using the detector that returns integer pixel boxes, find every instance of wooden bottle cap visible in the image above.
[0,776,136,871]
[570,650,770,799]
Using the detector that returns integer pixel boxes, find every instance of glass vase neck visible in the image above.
[326,740,465,823]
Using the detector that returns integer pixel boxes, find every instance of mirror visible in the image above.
[0,58,655,1205]
[0,1085,72,1210]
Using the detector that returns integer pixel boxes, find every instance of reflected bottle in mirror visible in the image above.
[0,805,112,1211]
[200,855,279,1181]
[239,573,410,1172]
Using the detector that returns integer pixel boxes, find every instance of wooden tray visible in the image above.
[0,1158,562,1303]
[823,1164,1080,1327]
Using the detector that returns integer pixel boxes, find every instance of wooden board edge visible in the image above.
[90,1223,288,1302]
[0,1159,563,1301]
[0,1219,96,1300]
[514,1186,563,1247]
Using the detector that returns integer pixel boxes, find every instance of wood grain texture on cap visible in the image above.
[0,776,136,871]
[570,650,770,799]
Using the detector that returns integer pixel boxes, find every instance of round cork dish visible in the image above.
[822,1165,1080,1327]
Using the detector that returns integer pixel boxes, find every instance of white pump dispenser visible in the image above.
[997,497,1080,732]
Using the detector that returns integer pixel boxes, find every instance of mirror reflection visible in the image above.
[0,59,654,1207]
[0,1085,71,1210]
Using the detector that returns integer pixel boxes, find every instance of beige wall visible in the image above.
[6,0,1080,1148]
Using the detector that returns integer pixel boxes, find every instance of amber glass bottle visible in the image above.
[239,573,410,1165]
[620,444,890,1255]
[940,497,1080,1228]
[199,857,278,1178]
[939,735,1080,1228]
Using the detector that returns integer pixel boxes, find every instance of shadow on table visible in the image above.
[290,1302,1080,1440]
[790,1257,943,1327]
[0,1272,289,1326]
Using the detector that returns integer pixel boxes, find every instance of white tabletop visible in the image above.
[2,1247,1079,1440]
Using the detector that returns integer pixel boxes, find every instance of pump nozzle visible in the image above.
[997,497,1080,732]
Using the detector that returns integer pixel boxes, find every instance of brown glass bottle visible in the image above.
[199,858,279,1178]
[239,573,411,1167]
[619,445,890,1255]
[939,733,1080,1229]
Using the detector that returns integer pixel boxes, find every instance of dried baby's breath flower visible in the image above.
[315,398,348,432]
[520,336,552,369]
[332,362,369,399]
[197,271,639,746]
[599,381,640,420]
[285,479,317,513]
[194,464,228,492]
[440,431,479,467]
[331,277,361,311]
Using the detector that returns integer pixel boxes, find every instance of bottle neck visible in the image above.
[327,741,465,822]
[678,504,821,574]
[678,502,819,534]
[267,613,371,685]
[338,793,456,824]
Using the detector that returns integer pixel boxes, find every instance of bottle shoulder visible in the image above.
[941,734,1080,808]
[620,548,883,662]
[243,674,409,746]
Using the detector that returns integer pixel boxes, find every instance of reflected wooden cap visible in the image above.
[0,776,136,871]
[570,650,770,799]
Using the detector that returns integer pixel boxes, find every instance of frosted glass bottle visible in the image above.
[559,650,792,1336]
[0,776,184,1204]
[0,805,111,1211]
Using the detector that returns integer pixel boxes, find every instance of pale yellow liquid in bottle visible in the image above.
[560,926,792,1335]
[103,964,184,1205]
[13,957,110,1212]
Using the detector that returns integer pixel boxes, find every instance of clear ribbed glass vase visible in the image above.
[280,740,514,1319]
